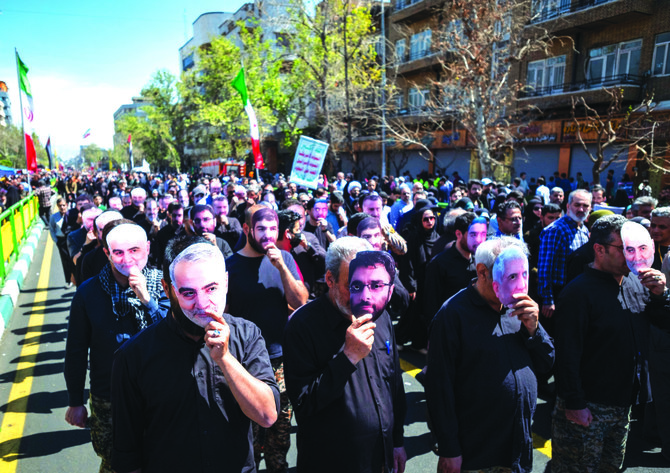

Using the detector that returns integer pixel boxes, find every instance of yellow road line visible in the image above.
[0,237,53,468]
[400,355,552,458]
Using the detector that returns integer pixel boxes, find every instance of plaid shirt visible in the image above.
[537,215,589,306]
[35,186,53,208]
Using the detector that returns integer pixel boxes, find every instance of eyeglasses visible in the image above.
[602,243,624,251]
[423,216,436,222]
[504,217,523,223]
[349,282,392,293]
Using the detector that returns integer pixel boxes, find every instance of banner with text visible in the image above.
[290,136,329,189]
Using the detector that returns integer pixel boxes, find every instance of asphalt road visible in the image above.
[0,229,667,472]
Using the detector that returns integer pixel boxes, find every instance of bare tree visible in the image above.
[382,0,563,177]
[570,88,669,184]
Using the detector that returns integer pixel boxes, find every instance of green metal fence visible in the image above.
[0,194,38,285]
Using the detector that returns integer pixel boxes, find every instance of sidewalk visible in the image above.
[0,221,46,339]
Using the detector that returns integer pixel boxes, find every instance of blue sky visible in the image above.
[0,0,247,161]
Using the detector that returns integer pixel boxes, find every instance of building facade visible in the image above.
[352,0,670,186]
[0,81,12,127]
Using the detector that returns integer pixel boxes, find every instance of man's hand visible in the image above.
[638,268,666,296]
[409,292,416,301]
[437,455,462,473]
[343,314,376,365]
[318,218,329,231]
[128,266,150,305]
[393,447,407,473]
[219,215,229,226]
[297,233,310,249]
[204,312,231,362]
[541,304,555,318]
[565,407,592,427]
[201,232,217,246]
[266,244,285,270]
[510,294,539,336]
[65,405,88,428]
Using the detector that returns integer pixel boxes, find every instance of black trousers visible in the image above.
[55,236,74,282]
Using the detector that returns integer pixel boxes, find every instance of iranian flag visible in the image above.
[16,52,37,173]
[231,67,264,170]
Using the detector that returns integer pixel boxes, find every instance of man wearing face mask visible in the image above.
[276,209,325,299]
[426,238,554,473]
[304,198,337,250]
[189,204,233,260]
[64,220,169,473]
[424,213,488,321]
[111,237,279,473]
[284,240,407,473]
[226,206,308,473]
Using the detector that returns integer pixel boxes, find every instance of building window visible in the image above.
[409,29,431,61]
[408,88,429,111]
[526,55,566,95]
[395,39,406,63]
[182,53,195,71]
[587,39,641,86]
[653,32,670,76]
[395,92,405,112]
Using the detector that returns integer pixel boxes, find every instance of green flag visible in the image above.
[231,67,249,106]
[16,52,32,97]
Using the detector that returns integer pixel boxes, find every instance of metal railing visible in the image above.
[395,0,424,11]
[519,73,645,98]
[531,0,614,23]
[396,48,436,64]
[0,194,38,284]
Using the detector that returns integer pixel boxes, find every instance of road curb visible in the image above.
[0,220,45,338]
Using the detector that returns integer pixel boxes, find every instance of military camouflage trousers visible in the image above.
[253,357,293,473]
[89,393,113,473]
[551,397,631,473]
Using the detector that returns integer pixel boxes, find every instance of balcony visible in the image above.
[391,0,442,24]
[395,49,441,75]
[527,0,654,34]
[518,73,645,107]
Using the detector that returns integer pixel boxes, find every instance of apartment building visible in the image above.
[515,0,670,186]
[354,0,670,184]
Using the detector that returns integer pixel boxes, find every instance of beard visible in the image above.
[352,293,391,320]
[249,230,274,254]
[169,292,206,338]
[567,208,587,224]
[112,255,148,277]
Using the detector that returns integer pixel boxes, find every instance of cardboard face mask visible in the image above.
[621,221,654,276]
[349,251,394,320]
[491,247,529,309]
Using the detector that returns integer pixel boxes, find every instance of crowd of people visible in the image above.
[12,164,667,473]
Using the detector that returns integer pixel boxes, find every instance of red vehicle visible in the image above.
[200,159,247,178]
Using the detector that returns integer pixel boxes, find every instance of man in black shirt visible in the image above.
[426,237,554,473]
[276,209,325,299]
[190,204,233,260]
[212,195,243,250]
[284,237,407,473]
[227,206,308,473]
[111,238,279,473]
[424,213,487,321]
[552,216,669,472]
[303,198,336,250]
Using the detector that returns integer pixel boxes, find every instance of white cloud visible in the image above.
[25,75,138,161]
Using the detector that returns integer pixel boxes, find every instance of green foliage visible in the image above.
[289,0,381,163]
[0,124,24,168]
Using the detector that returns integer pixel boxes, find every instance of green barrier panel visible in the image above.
[0,194,39,285]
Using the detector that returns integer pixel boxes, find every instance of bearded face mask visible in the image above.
[621,221,654,276]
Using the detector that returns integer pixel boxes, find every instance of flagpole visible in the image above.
[14,48,28,167]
